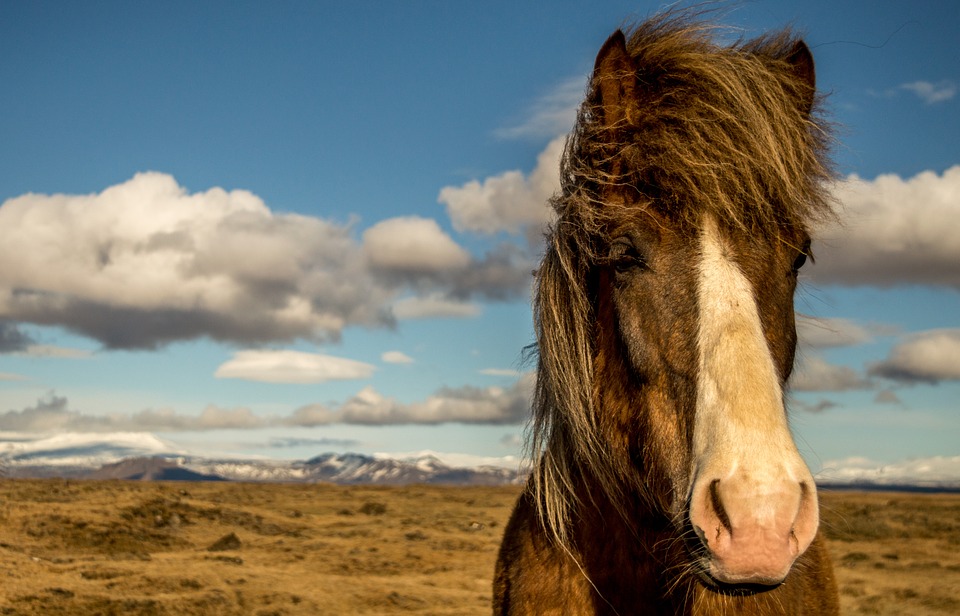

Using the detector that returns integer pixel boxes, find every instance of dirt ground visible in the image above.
[0,480,956,615]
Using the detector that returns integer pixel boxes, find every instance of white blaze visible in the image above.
[693,214,810,499]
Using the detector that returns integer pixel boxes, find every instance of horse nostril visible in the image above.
[708,478,731,538]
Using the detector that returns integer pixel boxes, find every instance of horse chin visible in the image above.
[692,565,784,596]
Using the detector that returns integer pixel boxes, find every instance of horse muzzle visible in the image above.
[687,472,819,587]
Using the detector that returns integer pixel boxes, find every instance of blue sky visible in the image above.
[1,1,958,480]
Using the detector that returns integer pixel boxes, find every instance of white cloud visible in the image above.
[0,432,180,466]
[291,373,535,426]
[0,393,270,433]
[4,373,535,433]
[0,372,27,381]
[214,349,375,384]
[791,354,871,392]
[438,136,563,237]
[362,216,471,275]
[494,75,584,140]
[0,174,539,349]
[0,393,77,431]
[815,166,960,288]
[869,329,960,383]
[816,455,960,487]
[381,350,414,365]
[900,80,957,104]
[125,405,266,431]
[0,172,393,348]
[391,294,481,320]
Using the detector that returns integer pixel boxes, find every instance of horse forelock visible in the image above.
[529,11,836,550]
[559,12,836,238]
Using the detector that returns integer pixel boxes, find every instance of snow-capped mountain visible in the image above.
[1,432,958,490]
[189,452,524,485]
[0,433,525,485]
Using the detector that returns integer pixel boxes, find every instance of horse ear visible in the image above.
[784,40,816,116]
[592,30,637,128]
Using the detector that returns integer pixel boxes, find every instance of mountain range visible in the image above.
[1,432,958,490]
[5,453,525,485]
[0,432,525,485]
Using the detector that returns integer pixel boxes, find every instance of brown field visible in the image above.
[0,480,956,615]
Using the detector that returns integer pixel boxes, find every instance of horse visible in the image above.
[494,13,839,616]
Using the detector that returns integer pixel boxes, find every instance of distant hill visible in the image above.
[818,482,960,495]
[4,452,525,486]
[1,433,957,491]
[86,457,226,482]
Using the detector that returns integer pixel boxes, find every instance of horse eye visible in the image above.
[792,252,807,271]
[609,240,647,272]
[792,239,811,272]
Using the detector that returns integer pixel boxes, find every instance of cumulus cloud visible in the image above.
[214,349,375,384]
[361,217,533,302]
[363,216,471,277]
[381,351,414,365]
[791,355,871,392]
[438,136,563,238]
[288,373,534,426]
[0,394,267,432]
[0,393,79,431]
[868,329,960,384]
[128,405,266,431]
[0,173,537,349]
[2,376,535,433]
[815,166,960,288]
[0,173,392,348]
[900,80,957,104]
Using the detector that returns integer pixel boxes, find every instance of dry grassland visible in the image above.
[0,480,956,615]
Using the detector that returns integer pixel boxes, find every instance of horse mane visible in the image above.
[529,12,836,547]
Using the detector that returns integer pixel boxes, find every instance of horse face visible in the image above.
[587,28,823,589]
[601,210,817,587]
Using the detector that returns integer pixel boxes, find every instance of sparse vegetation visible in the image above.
[0,481,956,615]
[819,490,960,615]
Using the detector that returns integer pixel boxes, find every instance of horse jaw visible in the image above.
[686,214,818,587]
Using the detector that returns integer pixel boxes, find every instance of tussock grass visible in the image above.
[0,481,956,615]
